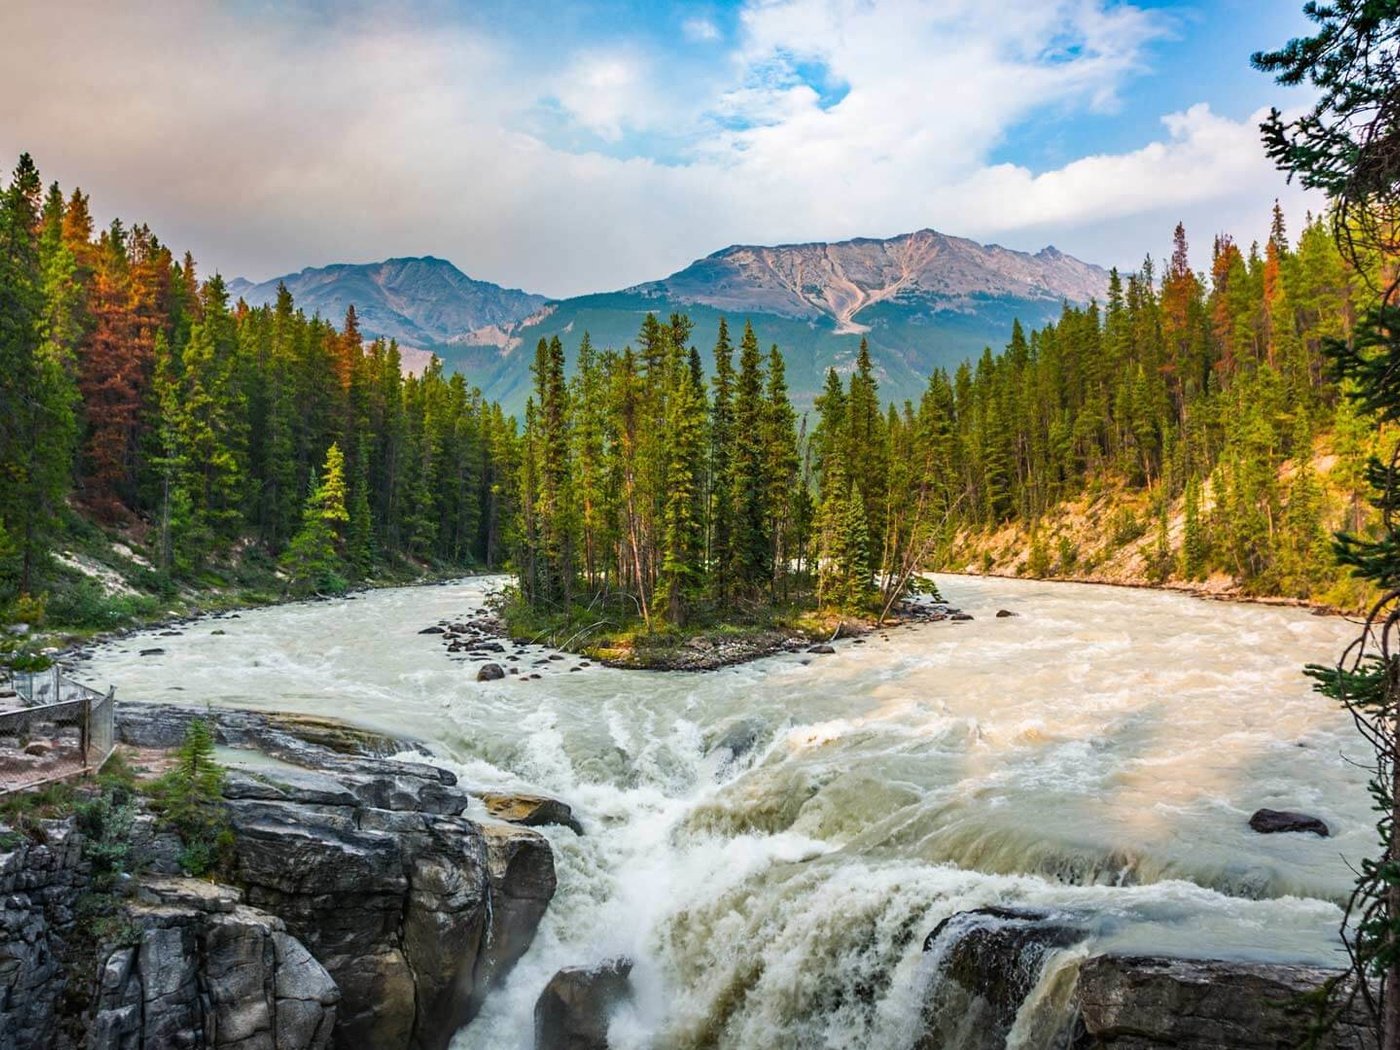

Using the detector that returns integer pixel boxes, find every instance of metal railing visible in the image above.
[0,669,116,794]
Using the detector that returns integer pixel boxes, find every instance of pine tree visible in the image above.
[0,154,75,597]
[728,321,770,593]
[280,442,350,594]
[708,318,736,599]
[762,345,800,596]
[657,349,708,625]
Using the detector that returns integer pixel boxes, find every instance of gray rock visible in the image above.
[1249,808,1330,836]
[1072,954,1374,1049]
[477,663,507,681]
[534,958,633,1050]
[917,906,1086,1050]
[477,823,558,996]
[807,644,835,655]
[479,792,584,835]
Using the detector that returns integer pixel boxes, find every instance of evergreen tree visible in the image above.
[728,322,770,593]
[280,442,350,593]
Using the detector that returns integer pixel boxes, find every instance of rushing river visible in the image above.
[81,575,1370,1048]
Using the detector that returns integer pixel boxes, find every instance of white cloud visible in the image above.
[0,0,1321,298]
[683,17,722,42]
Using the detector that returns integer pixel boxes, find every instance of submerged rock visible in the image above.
[995,609,1018,618]
[1072,954,1374,1049]
[534,958,633,1050]
[917,907,1087,1050]
[705,717,766,765]
[807,644,836,655]
[1248,808,1330,837]
[477,663,506,682]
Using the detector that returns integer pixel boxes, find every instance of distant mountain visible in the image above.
[627,230,1108,333]
[439,230,1110,413]
[227,256,549,348]
[234,233,1109,414]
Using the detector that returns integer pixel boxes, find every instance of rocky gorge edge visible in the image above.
[0,703,572,1050]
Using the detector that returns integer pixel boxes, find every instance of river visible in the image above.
[80,574,1370,1048]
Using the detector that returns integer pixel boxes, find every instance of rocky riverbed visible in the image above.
[423,593,973,674]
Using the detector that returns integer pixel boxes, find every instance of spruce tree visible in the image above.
[708,318,736,599]
[728,322,771,593]
[281,442,350,594]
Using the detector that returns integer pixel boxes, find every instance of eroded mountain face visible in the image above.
[630,230,1109,332]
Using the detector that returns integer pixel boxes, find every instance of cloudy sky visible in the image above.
[1,0,1321,298]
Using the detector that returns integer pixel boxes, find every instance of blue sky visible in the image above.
[1,1,1324,296]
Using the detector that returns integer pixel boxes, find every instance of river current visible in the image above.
[81,575,1370,1048]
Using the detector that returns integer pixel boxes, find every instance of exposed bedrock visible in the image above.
[916,907,1377,1050]
[0,703,562,1050]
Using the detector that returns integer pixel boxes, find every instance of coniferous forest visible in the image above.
[0,149,1389,649]
[0,153,514,635]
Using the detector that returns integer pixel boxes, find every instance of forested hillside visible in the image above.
[0,153,514,640]
[933,209,1384,607]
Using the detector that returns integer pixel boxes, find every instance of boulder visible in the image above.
[1072,954,1374,1049]
[995,609,1018,618]
[480,792,584,835]
[477,824,558,996]
[477,663,506,682]
[807,644,836,655]
[228,796,497,1050]
[418,626,446,635]
[1249,808,1330,836]
[534,958,633,1050]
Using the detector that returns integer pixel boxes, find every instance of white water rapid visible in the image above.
[80,575,1371,1049]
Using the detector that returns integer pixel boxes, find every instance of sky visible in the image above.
[1,0,1325,298]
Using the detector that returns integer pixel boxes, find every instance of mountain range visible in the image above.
[231,230,1110,412]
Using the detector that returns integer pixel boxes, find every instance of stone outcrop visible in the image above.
[0,822,338,1050]
[93,878,340,1050]
[0,704,563,1050]
[915,908,1377,1050]
[533,958,633,1050]
[1072,954,1374,1049]
[221,754,556,1049]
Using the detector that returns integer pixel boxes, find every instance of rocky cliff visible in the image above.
[0,704,566,1050]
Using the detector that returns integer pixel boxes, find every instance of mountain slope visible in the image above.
[629,230,1108,333]
[228,256,549,348]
